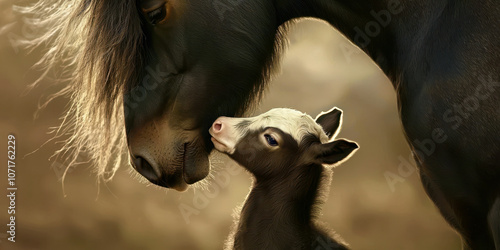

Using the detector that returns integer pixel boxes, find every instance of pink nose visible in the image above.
[212,119,224,133]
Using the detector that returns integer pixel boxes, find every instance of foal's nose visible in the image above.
[211,119,225,133]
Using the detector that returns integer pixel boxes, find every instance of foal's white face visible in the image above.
[209,107,358,177]
[209,108,330,155]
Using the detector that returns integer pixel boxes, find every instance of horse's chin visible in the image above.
[145,164,189,191]
[170,179,189,192]
[141,149,209,191]
[150,145,209,191]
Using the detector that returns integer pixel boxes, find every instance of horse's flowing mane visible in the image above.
[16,0,288,190]
[16,0,144,185]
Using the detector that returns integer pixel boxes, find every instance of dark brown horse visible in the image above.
[20,0,500,248]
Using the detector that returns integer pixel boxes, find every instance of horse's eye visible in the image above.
[144,3,170,25]
[264,134,279,147]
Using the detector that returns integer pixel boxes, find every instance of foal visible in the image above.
[209,108,358,250]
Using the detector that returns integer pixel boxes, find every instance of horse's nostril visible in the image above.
[132,156,159,182]
[213,121,222,132]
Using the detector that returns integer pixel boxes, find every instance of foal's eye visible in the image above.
[264,134,279,147]
[143,3,170,25]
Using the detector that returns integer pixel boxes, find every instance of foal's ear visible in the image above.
[315,107,343,139]
[312,139,358,166]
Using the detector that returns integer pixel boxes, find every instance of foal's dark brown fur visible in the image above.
[214,108,358,250]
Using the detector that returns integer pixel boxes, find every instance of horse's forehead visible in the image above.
[247,108,326,142]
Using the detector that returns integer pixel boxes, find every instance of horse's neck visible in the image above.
[275,0,409,81]
[234,165,324,246]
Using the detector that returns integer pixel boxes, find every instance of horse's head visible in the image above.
[125,0,284,190]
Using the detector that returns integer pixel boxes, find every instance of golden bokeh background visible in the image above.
[0,2,461,249]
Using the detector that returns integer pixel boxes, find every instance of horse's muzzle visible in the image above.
[130,140,209,191]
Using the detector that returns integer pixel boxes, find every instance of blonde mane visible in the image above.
[14,0,290,193]
[16,0,145,186]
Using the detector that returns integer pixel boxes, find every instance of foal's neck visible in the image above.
[243,164,325,227]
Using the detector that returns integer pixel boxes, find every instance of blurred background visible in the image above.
[0,1,461,249]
